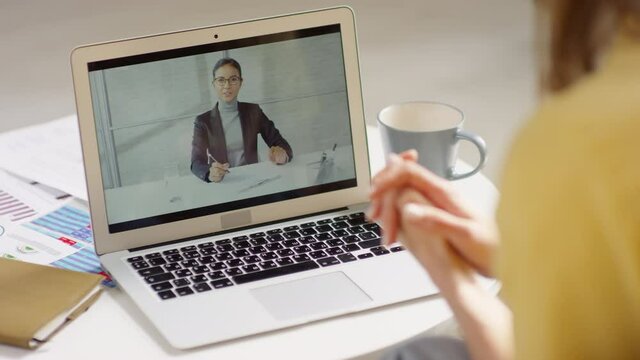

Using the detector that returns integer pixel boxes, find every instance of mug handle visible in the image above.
[449,130,487,180]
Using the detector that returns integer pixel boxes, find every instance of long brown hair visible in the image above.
[537,0,640,93]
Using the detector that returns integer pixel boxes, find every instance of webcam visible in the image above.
[214,34,219,39]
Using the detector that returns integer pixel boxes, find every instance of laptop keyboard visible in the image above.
[125,212,405,300]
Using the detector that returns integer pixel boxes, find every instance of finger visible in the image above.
[380,189,399,245]
[402,203,472,243]
[399,149,418,162]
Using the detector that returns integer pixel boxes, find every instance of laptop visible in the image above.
[71,6,437,349]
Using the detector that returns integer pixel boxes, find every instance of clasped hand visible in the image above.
[368,150,499,294]
[208,162,230,183]
[268,146,288,165]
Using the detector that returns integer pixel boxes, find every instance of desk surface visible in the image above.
[0,126,498,359]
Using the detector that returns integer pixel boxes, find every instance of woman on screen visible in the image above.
[190,58,293,183]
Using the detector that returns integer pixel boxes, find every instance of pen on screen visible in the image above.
[207,149,230,173]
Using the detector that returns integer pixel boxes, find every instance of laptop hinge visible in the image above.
[129,206,350,252]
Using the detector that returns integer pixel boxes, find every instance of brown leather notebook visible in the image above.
[0,258,103,349]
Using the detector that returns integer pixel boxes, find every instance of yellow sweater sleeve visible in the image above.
[496,32,640,359]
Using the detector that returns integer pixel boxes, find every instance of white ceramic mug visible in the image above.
[377,101,487,180]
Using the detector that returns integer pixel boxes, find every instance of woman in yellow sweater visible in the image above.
[370,0,640,359]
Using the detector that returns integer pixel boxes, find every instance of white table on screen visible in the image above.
[0,125,498,360]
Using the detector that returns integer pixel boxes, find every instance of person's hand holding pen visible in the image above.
[268,146,289,165]
[207,151,230,183]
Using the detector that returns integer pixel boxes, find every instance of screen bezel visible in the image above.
[71,7,370,255]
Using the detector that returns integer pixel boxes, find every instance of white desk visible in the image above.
[0,126,498,359]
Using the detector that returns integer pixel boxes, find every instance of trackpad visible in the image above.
[251,272,372,321]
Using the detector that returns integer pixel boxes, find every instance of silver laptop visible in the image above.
[71,6,437,349]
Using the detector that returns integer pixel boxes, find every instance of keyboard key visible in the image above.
[316,219,332,225]
[232,249,250,258]
[309,250,327,259]
[265,243,284,251]
[348,226,365,234]
[173,278,190,287]
[234,241,251,249]
[198,241,214,248]
[284,231,301,239]
[199,256,216,264]
[292,254,311,262]
[227,258,244,267]
[275,257,294,266]
[216,244,234,252]
[317,256,340,267]
[242,264,260,273]
[183,251,201,259]
[190,274,208,283]
[266,228,283,235]
[309,242,328,250]
[166,254,184,262]
[331,221,349,229]
[250,237,268,246]
[233,261,320,284]
[232,235,249,241]
[158,290,176,300]
[349,212,365,218]
[249,232,266,238]
[209,262,227,271]
[359,232,377,240]
[333,215,349,221]
[181,259,199,268]
[337,253,357,263]
[293,245,311,254]
[151,281,173,291]
[331,229,349,238]
[300,222,316,228]
[283,225,300,232]
[347,215,366,226]
[243,255,261,264]
[299,228,317,236]
[390,246,405,252]
[138,266,164,277]
[164,263,181,272]
[162,249,179,255]
[267,234,284,242]
[211,279,234,289]
[276,249,294,257]
[192,265,209,274]
[180,245,197,252]
[371,246,390,256]
[127,256,143,263]
[299,236,316,244]
[315,224,333,233]
[259,261,277,269]
[193,282,212,292]
[326,247,344,256]
[176,286,194,296]
[131,260,149,270]
[359,238,382,249]
[215,238,232,245]
[357,253,374,260]
[225,268,243,276]
[249,246,267,254]
[260,252,278,260]
[327,239,344,247]
[174,269,193,278]
[283,240,300,248]
[215,253,233,261]
[145,272,174,284]
[343,243,360,252]
[316,233,333,241]
[200,247,217,256]
[145,252,162,259]
[208,271,225,280]
[148,258,166,266]
[343,235,360,244]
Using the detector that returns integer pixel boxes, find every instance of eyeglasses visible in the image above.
[213,76,242,86]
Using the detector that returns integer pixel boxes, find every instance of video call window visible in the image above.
[88,25,357,233]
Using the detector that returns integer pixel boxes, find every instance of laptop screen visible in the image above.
[87,25,357,233]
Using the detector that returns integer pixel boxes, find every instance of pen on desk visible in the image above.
[332,143,337,151]
[207,149,230,173]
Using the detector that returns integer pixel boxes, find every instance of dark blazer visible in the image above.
[190,102,293,182]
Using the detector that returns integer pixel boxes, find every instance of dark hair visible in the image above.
[212,58,242,78]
